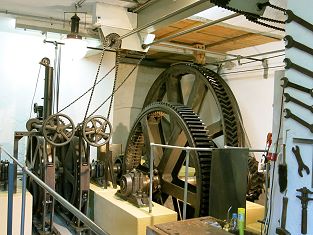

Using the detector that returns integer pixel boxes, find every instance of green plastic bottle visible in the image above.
[237,208,245,235]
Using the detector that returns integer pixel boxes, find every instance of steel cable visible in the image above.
[29,66,42,119]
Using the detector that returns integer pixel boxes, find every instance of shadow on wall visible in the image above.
[112,122,129,150]
[129,66,164,125]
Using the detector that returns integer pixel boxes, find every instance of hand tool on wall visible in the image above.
[284,58,313,79]
[293,138,313,190]
[284,35,313,56]
[284,109,313,133]
[276,197,291,235]
[281,77,313,97]
[278,143,288,193]
[286,10,313,33]
[284,93,313,113]
[296,187,313,234]
[292,145,310,177]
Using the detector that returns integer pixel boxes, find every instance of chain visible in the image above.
[246,15,285,32]
[105,39,122,128]
[83,48,106,121]
[257,2,286,13]
[87,52,147,119]
[213,1,286,31]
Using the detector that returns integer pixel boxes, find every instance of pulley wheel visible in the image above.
[43,113,75,146]
[82,115,112,147]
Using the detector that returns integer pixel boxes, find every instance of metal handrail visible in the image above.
[2,148,110,235]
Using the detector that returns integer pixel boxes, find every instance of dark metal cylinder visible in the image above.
[43,66,54,119]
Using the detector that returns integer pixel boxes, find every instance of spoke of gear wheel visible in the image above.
[124,101,214,217]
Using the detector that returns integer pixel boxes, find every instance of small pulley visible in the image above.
[82,115,112,147]
[42,113,75,146]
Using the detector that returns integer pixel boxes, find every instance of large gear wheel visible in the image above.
[124,102,214,218]
[143,63,263,201]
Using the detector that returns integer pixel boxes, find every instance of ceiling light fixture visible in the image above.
[63,13,87,60]
[67,13,82,40]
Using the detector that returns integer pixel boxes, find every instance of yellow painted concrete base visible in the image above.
[246,201,264,234]
[90,184,177,235]
[0,189,33,235]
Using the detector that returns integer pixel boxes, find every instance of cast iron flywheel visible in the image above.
[143,63,263,201]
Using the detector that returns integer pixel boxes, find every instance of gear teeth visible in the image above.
[124,102,213,217]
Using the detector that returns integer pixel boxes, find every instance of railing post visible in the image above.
[183,149,190,220]
[20,169,27,235]
[149,144,154,213]
[7,163,14,235]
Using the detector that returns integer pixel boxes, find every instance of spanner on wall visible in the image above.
[292,145,310,177]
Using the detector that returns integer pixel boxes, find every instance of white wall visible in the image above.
[0,25,115,160]
[222,40,285,161]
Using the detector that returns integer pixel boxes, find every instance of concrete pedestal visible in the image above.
[0,189,33,235]
[90,184,177,235]
[246,201,264,234]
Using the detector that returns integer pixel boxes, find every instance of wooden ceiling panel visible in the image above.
[170,32,223,44]
[151,18,279,58]
[208,34,277,52]
[168,19,200,29]
[197,25,248,39]
[235,34,277,46]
